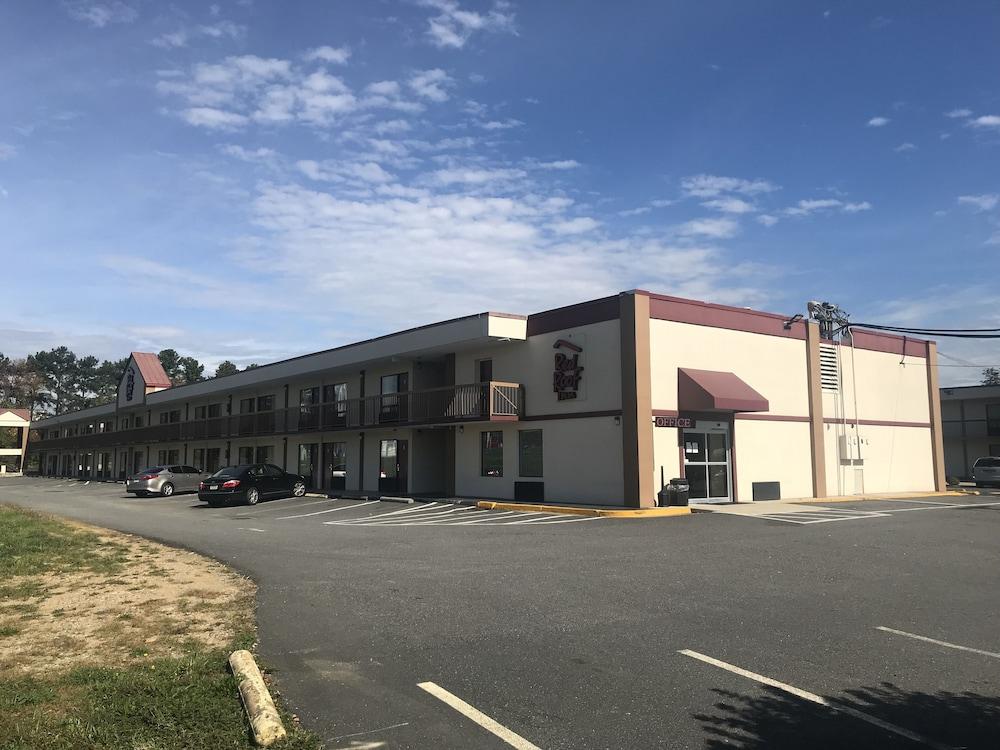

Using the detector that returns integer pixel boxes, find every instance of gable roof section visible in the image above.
[0,408,31,422]
[131,352,172,389]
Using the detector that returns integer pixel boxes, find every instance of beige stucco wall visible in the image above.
[454,319,623,416]
[822,422,934,495]
[733,420,814,500]
[823,347,930,424]
[648,320,809,416]
[454,416,623,504]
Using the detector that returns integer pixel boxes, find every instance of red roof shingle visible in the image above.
[131,352,172,388]
[0,408,31,422]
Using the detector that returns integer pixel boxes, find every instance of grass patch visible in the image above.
[0,505,128,578]
[0,505,318,749]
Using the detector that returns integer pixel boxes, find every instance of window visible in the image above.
[257,395,274,412]
[518,430,543,477]
[158,450,168,464]
[988,404,1000,437]
[991,445,1000,457]
[134,416,143,428]
[194,406,205,419]
[158,411,180,424]
[481,431,503,477]
[298,443,318,486]
[238,446,254,465]
[192,448,205,471]
[324,383,348,412]
[240,397,256,414]
[300,388,320,429]
[205,448,221,473]
[255,445,274,464]
[207,404,221,418]
[182,466,200,474]
[121,418,129,430]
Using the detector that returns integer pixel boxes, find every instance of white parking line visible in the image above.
[885,501,1000,512]
[417,681,541,750]
[360,506,479,524]
[678,649,950,749]
[278,500,378,520]
[237,527,266,533]
[876,626,1000,660]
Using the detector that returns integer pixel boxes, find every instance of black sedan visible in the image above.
[198,464,308,507]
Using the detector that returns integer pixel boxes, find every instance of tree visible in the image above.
[0,353,45,417]
[215,361,239,378]
[158,349,205,386]
[982,367,1000,386]
[179,357,204,384]
[244,363,259,370]
[28,347,79,415]
[94,358,129,402]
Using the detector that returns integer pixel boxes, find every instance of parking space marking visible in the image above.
[237,527,266,533]
[678,649,950,750]
[277,500,379,520]
[876,626,1000,660]
[757,510,892,524]
[417,681,542,750]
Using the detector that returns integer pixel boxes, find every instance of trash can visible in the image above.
[657,484,673,507]
[668,478,689,507]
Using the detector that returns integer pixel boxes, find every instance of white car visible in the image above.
[972,457,1000,487]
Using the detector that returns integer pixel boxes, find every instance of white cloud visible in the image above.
[537,160,580,170]
[419,0,516,49]
[867,116,890,127]
[784,198,871,216]
[244,183,774,330]
[373,119,411,135]
[220,144,279,165]
[677,217,739,239]
[152,20,246,49]
[842,201,872,213]
[893,142,917,152]
[958,194,1000,212]
[304,46,351,64]
[701,197,754,214]
[297,159,395,184]
[945,108,972,119]
[0,143,16,160]
[680,174,778,198]
[65,1,137,27]
[650,199,674,208]
[159,54,431,130]
[408,69,454,102]
[756,214,779,227]
[550,217,600,235]
[181,107,249,129]
[429,167,526,186]
[480,118,524,130]
[618,207,651,217]
[968,115,1000,130]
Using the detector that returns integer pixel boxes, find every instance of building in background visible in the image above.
[0,408,32,474]
[26,291,946,505]
[940,384,1000,480]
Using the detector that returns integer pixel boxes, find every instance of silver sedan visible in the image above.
[126,465,208,497]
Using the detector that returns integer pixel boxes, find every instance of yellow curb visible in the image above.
[229,650,287,747]
[476,501,691,518]
[797,490,967,504]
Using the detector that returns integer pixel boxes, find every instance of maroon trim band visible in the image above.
[522,409,622,422]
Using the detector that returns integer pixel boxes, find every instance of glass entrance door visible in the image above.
[683,427,731,503]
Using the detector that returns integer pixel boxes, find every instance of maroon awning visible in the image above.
[678,368,769,413]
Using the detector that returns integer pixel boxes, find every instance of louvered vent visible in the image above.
[819,343,839,391]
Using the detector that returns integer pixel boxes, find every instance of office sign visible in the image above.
[654,415,693,428]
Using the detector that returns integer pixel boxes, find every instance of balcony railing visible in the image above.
[30,381,523,450]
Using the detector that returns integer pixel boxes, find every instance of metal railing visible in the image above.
[30,381,524,450]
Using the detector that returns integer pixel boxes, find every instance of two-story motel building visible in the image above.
[28,290,946,506]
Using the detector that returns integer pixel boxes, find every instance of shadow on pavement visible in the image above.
[695,682,1000,749]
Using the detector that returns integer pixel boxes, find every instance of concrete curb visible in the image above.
[797,490,967,504]
[229,649,287,747]
[476,501,691,518]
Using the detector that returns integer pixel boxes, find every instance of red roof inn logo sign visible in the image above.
[553,339,584,401]
[125,366,136,401]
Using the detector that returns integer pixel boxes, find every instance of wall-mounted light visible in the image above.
[458,425,464,434]
[614,416,621,426]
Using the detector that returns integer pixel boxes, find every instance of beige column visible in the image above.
[926,341,947,491]
[805,322,827,498]
[620,292,654,507]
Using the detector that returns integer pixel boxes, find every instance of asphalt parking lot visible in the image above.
[2,476,998,749]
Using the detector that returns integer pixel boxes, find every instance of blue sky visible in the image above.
[1,1,999,383]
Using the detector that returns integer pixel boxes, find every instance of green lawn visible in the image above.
[0,506,318,750]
